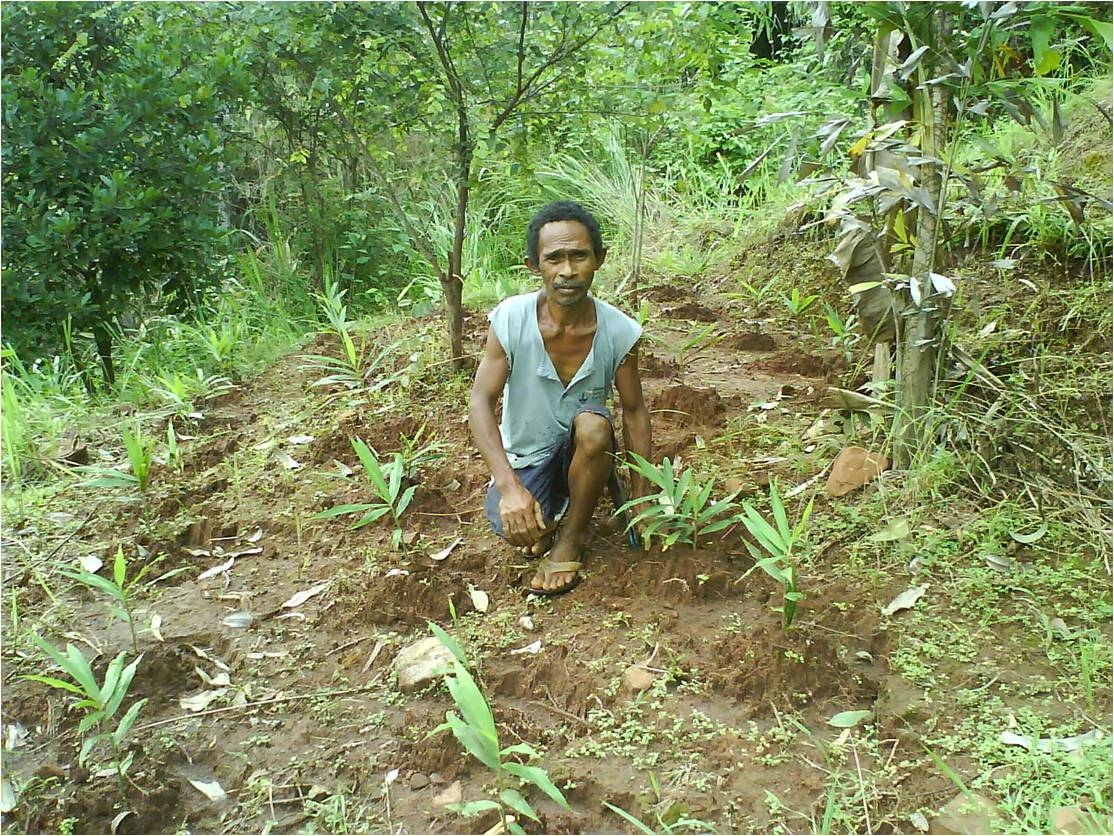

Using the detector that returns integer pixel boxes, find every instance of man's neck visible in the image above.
[540,291,594,328]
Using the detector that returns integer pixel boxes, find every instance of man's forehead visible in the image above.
[538,220,592,249]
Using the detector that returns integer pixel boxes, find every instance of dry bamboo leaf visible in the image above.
[430,537,463,562]
[881,585,928,616]
[282,582,329,609]
[188,779,227,802]
[198,558,234,581]
[469,585,490,614]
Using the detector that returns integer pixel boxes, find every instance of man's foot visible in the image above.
[520,528,555,558]
[527,537,584,595]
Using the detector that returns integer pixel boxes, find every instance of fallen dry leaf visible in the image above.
[150,614,164,642]
[273,450,301,470]
[179,689,227,712]
[430,537,463,562]
[281,582,329,609]
[188,778,227,802]
[198,558,234,581]
[881,585,928,617]
[469,585,490,613]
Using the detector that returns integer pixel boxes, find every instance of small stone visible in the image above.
[1051,806,1107,835]
[393,637,454,693]
[826,446,888,497]
[622,665,657,694]
[429,772,444,785]
[433,780,462,808]
[928,792,999,835]
[518,615,535,631]
[409,772,430,791]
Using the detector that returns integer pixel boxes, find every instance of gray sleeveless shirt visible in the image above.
[489,291,642,468]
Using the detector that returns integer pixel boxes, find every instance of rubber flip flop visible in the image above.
[525,557,583,597]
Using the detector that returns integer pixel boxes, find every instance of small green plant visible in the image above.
[77,423,156,494]
[165,419,182,473]
[58,546,157,652]
[674,324,721,372]
[782,287,820,317]
[1,363,30,485]
[22,634,147,793]
[397,424,447,481]
[617,454,740,552]
[737,480,813,628]
[427,622,570,833]
[314,438,417,548]
[728,276,778,311]
[603,800,716,834]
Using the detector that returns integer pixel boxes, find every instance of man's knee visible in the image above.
[572,411,613,457]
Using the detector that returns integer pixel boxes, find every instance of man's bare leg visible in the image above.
[531,412,612,592]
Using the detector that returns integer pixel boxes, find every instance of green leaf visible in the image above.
[58,569,124,601]
[428,622,468,665]
[828,710,874,728]
[603,801,656,835]
[445,713,501,771]
[113,545,127,588]
[352,506,392,529]
[19,674,85,695]
[444,660,499,750]
[500,788,540,822]
[503,762,569,810]
[99,653,127,713]
[312,503,376,519]
[395,484,418,518]
[769,480,790,541]
[1064,13,1112,53]
[103,655,142,719]
[448,799,503,818]
[111,698,147,747]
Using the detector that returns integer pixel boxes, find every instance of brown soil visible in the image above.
[1,249,1106,835]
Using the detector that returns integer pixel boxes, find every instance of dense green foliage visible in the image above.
[1,3,244,381]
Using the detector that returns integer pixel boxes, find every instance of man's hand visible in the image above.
[498,482,548,547]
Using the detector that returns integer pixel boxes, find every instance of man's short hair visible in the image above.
[525,200,605,265]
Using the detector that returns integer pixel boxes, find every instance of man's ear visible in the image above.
[595,248,608,268]
[524,256,541,275]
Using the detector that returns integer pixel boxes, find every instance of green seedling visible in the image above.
[617,454,740,552]
[58,546,161,652]
[22,634,146,792]
[674,323,721,371]
[737,480,813,628]
[77,423,156,494]
[728,276,778,311]
[398,424,447,481]
[314,438,417,548]
[603,800,716,834]
[165,419,182,473]
[427,623,570,833]
[782,287,820,317]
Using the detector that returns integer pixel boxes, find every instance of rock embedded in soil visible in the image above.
[409,772,431,791]
[433,781,463,808]
[928,792,999,835]
[1051,806,1108,835]
[622,665,657,694]
[394,637,455,693]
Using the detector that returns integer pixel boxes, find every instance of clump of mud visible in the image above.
[652,384,725,427]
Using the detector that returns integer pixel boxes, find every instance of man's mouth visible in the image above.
[555,285,582,293]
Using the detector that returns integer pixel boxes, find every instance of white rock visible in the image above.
[394,637,455,693]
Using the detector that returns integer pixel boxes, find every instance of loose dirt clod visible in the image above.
[826,445,888,496]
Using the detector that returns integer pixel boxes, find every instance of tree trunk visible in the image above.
[93,322,116,387]
[442,118,472,370]
[892,14,948,468]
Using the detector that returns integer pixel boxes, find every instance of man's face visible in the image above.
[527,220,606,308]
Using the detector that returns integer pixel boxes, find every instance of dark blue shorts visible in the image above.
[485,405,616,538]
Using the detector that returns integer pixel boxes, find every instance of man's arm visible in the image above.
[469,326,547,546]
[614,342,652,502]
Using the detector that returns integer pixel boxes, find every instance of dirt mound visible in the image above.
[749,347,846,379]
[727,331,778,351]
[652,384,725,427]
